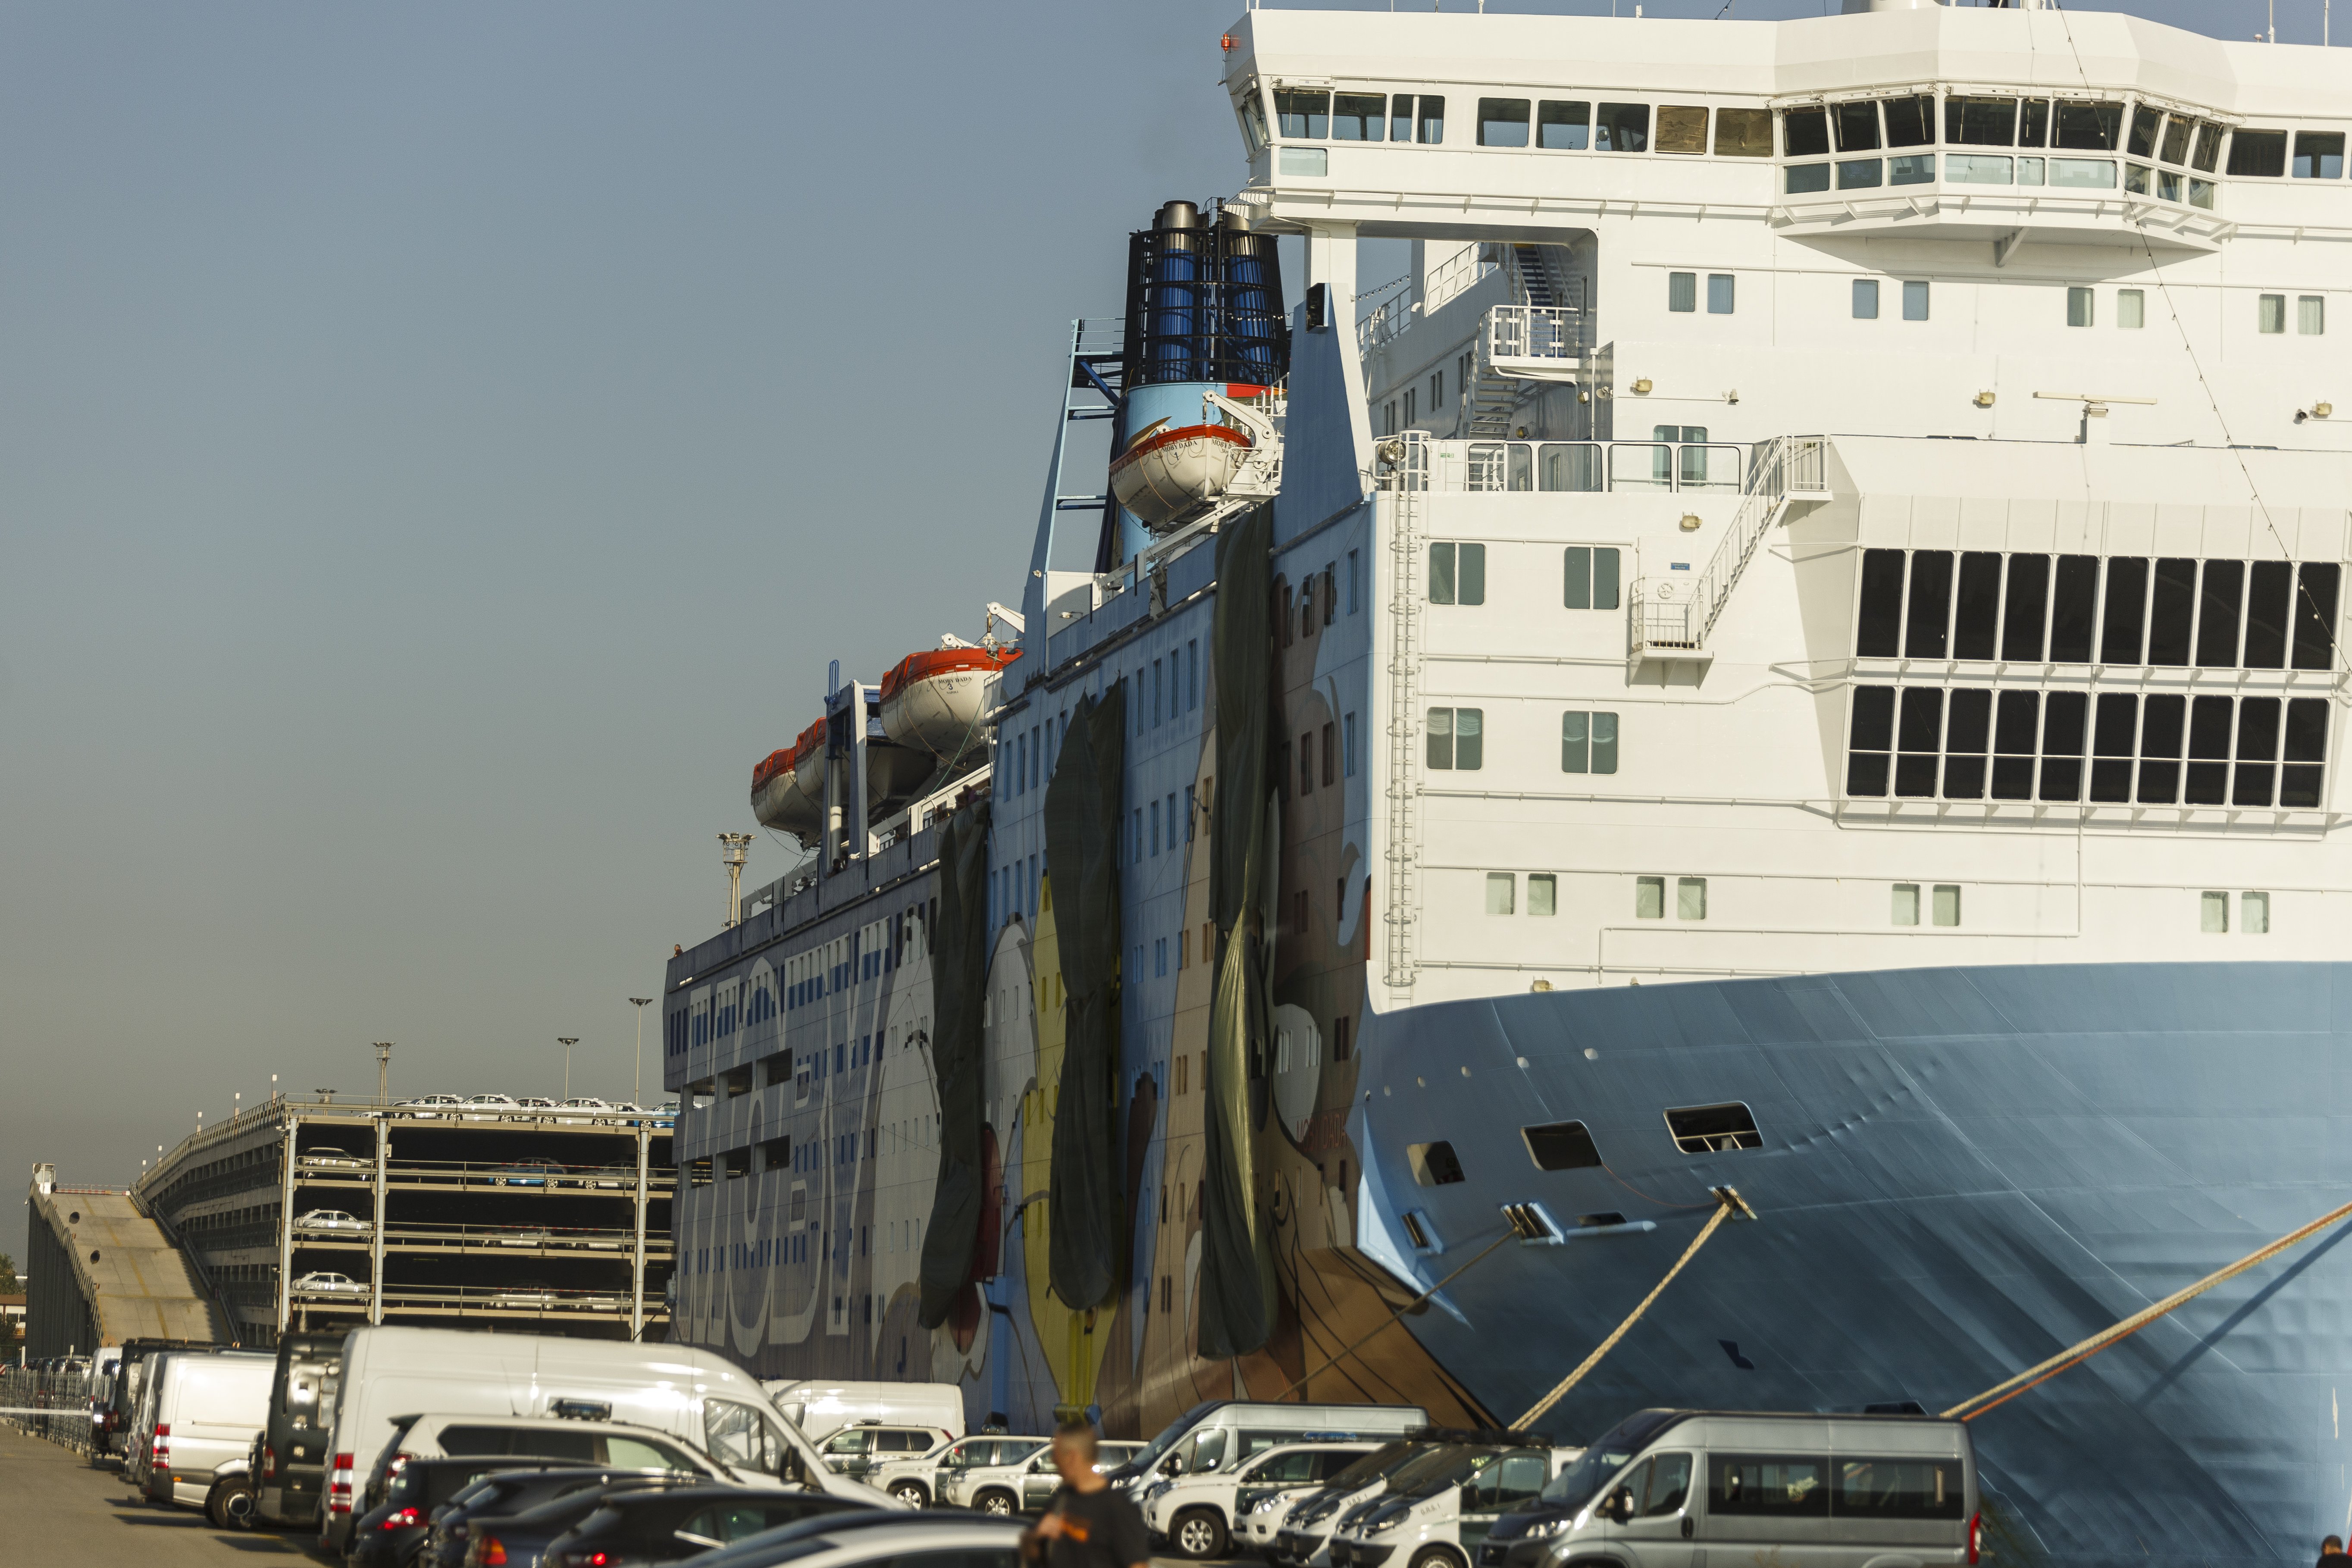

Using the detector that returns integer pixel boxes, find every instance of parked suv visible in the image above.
[873,1433,1049,1509]
[931,1437,1054,1514]
[814,1421,953,1483]
[1146,1440,1381,1559]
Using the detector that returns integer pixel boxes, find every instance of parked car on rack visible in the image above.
[398,1095,463,1118]
[558,1096,615,1122]
[493,1158,564,1187]
[459,1092,521,1120]
[292,1271,367,1297]
[515,1095,558,1113]
[300,1145,370,1169]
[292,1208,370,1234]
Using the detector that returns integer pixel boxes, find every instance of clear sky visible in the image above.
[0,0,2295,1252]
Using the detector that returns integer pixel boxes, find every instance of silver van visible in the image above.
[1113,1399,1428,1504]
[1481,1408,1979,1568]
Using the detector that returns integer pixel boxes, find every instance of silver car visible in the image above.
[459,1092,521,1120]
[291,1272,366,1296]
[292,1209,371,1234]
[398,1094,463,1118]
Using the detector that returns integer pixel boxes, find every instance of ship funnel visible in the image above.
[1155,200,1200,232]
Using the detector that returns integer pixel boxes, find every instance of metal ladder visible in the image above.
[1380,433,1430,993]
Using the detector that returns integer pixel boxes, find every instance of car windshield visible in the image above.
[1324,1441,1416,1491]
[1130,1401,1221,1472]
[1393,1447,1500,1496]
[1539,1410,1685,1511]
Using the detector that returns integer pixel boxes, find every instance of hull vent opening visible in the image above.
[1665,1102,1762,1155]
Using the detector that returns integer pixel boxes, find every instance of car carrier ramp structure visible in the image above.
[25,1167,227,1358]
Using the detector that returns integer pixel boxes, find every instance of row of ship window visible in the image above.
[1256,83,2339,205]
[1846,686,2328,809]
[1854,550,2340,671]
[1428,542,1626,608]
[1409,1104,1765,1196]
[1425,707,1621,776]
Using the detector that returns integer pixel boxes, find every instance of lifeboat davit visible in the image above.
[880,645,1021,763]
[751,723,825,846]
[1108,405,1257,532]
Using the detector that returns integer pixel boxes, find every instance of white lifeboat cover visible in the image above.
[1109,420,1250,532]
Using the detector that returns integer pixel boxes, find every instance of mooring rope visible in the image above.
[1268,1232,1517,1405]
[1944,1197,2352,1423]
[1511,1187,1753,1431]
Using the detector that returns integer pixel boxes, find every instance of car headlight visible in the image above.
[1528,1517,1570,1537]
[1366,1514,1405,1535]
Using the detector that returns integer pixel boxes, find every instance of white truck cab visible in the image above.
[1328,1440,1579,1568]
[1145,1440,1382,1559]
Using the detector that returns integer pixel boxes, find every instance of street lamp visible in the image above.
[374,1042,394,1105]
[629,999,654,1108]
[559,1038,580,1103]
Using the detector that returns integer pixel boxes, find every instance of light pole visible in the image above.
[559,1038,580,1103]
[374,1042,393,1106]
[629,999,654,1108]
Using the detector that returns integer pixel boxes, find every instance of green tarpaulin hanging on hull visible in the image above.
[1200,501,1279,1360]
[1044,684,1127,1312]
[918,799,992,1330]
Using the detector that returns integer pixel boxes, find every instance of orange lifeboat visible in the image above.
[880,645,1021,762]
[750,720,826,846]
[1108,411,1253,532]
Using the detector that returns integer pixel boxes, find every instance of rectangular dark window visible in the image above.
[1882,95,1933,148]
[2127,105,2163,159]
[1596,103,1649,152]
[1715,107,1773,156]
[2186,694,2233,804]
[1991,690,2039,799]
[2246,561,2293,668]
[1835,1459,1967,1521]
[1711,1457,1829,1518]
[1665,1102,1762,1154]
[1409,1141,1466,1186]
[2295,131,2346,179]
[1782,108,1829,157]
[1944,687,1991,799]
[1419,97,1446,144]
[1522,1121,1603,1171]
[1895,688,1943,797]
[2002,554,2050,660]
[1904,551,1953,657]
[2236,697,2281,806]
[1539,100,1591,150]
[1954,553,2001,659]
[2040,690,2087,800]
[1856,549,1906,657]
[1331,93,1385,142]
[1656,104,1708,155]
[2283,697,2328,807]
[2230,129,2288,177]
[2099,557,2148,664]
[2293,563,2339,670]
[2148,558,2195,666]
[1833,101,1882,152]
[2049,555,2100,663]
[1847,685,1894,796]
[1946,95,2017,146]
[1478,97,1531,148]
[2089,693,2138,802]
[1275,90,1330,140]
[2054,101,2123,151]
[2197,560,2243,666]
[2139,693,2185,804]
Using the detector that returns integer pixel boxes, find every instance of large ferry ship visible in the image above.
[664,3,2352,1562]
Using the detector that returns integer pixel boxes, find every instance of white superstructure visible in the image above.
[1221,2,2352,1006]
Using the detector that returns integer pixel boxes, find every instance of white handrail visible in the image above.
[1629,435,1828,656]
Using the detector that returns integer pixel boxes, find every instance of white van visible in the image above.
[1327,1439,1580,1568]
[1144,1440,1382,1559]
[761,1379,966,1443]
[135,1350,278,1509]
[1476,1409,1980,1568]
[1277,1440,1469,1567]
[317,1326,893,1552]
[1114,1399,1429,1504]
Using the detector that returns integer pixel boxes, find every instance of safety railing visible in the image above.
[1399,439,1748,494]
[1629,435,1831,657]
[1484,304,1590,363]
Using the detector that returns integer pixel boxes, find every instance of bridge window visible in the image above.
[2191,121,2225,172]
[2020,99,2051,146]
[2230,129,2287,177]
[2127,105,2164,160]
[1833,100,1880,152]
[1332,92,1385,141]
[1540,100,1591,150]
[1275,90,1328,140]
[1946,96,2018,146]
[2160,114,2192,165]
[1881,95,1933,148]
[1783,107,1829,157]
[1656,105,1707,155]
[2055,101,2123,151]
[1596,102,1649,153]
[1412,95,1445,144]
[1479,97,1531,148]
[1715,108,1772,157]
[2295,131,2345,179]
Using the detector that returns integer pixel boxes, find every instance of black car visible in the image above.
[347,1458,567,1567]
[452,1472,721,1568]
[421,1468,698,1568]
[540,1486,861,1566]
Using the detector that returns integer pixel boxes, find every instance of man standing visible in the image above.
[1024,1419,1149,1568]
[2319,1535,2348,1568]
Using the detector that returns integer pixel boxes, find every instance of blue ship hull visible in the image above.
[1355,961,2352,1568]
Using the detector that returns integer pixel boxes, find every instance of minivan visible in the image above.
[318,1326,893,1552]
[1327,1436,1581,1568]
[1114,1400,1430,1503]
[1479,1408,1979,1568]
[761,1379,966,1442]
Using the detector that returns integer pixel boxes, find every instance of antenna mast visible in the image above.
[719,833,753,927]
